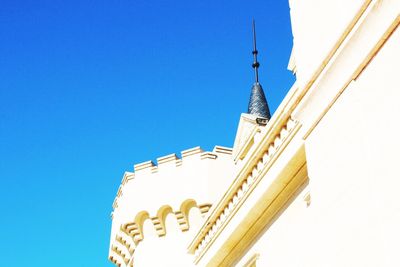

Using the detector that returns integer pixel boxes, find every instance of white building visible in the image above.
[109,0,400,266]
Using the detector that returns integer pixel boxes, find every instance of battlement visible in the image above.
[132,147,205,174]
[112,145,232,212]
[109,145,234,266]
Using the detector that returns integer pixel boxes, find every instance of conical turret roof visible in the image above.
[248,82,271,119]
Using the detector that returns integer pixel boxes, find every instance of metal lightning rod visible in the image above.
[252,19,260,83]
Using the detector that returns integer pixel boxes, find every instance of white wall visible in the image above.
[289,0,368,88]
[109,146,234,266]
[305,24,400,267]
[134,212,201,266]
[235,17,400,267]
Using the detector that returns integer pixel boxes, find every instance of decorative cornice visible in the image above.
[188,116,300,262]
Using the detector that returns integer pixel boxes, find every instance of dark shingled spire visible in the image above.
[247,20,271,120]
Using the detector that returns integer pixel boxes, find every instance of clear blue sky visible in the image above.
[0,1,294,266]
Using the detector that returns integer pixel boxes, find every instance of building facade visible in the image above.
[108,0,400,266]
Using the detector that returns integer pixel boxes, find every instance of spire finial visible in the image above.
[252,19,260,83]
[247,19,271,120]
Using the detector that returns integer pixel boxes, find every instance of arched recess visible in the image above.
[180,199,198,215]
[177,199,198,230]
[142,217,158,239]
[134,211,150,241]
[164,212,181,237]
[187,205,203,234]
[156,205,174,236]
[112,200,213,267]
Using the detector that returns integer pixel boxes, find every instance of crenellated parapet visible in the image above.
[111,146,232,214]
[109,145,234,266]
[112,171,135,212]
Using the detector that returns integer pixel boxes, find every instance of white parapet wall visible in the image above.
[108,145,234,267]
[190,0,400,266]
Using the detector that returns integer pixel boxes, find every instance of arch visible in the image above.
[179,199,198,216]
[156,205,174,236]
[133,210,150,241]
[178,199,209,230]
[111,200,214,267]
[142,217,158,238]
[164,212,181,236]
[187,206,203,234]
[134,210,150,225]
[157,205,174,225]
